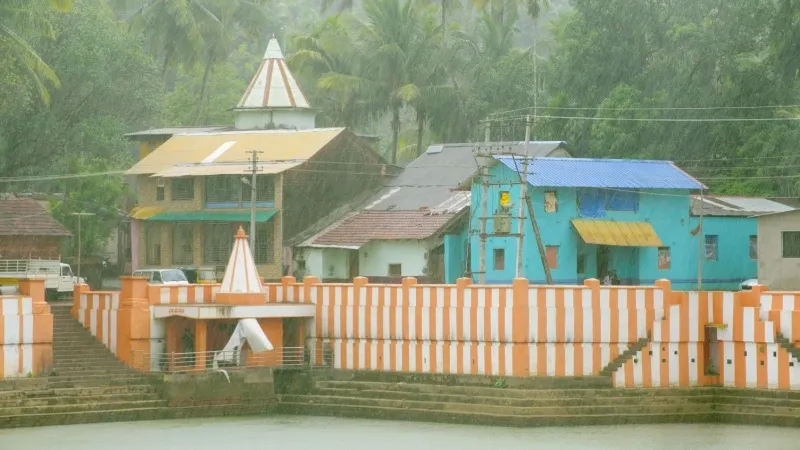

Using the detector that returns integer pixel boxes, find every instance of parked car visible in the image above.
[740,278,758,290]
[132,269,189,285]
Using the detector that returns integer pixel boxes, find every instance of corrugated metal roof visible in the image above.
[152,161,304,178]
[691,195,795,217]
[126,128,345,175]
[495,156,706,190]
[236,38,310,110]
[125,126,228,138]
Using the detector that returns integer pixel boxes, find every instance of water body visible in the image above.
[2,416,800,449]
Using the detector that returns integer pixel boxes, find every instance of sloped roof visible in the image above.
[126,127,345,175]
[298,141,568,247]
[236,37,310,110]
[691,195,795,217]
[0,198,71,237]
[308,211,458,248]
[125,126,229,139]
[495,156,706,190]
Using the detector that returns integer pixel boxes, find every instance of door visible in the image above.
[596,245,610,279]
[348,250,359,280]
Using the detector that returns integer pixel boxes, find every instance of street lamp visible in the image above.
[70,212,95,281]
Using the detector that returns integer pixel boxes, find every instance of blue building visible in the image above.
[467,156,770,290]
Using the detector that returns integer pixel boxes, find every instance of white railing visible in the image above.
[131,346,333,374]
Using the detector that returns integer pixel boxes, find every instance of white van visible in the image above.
[133,269,189,285]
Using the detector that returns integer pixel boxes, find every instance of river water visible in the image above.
[1,416,799,449]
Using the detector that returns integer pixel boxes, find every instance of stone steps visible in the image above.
[0,385,157,399]
[277,402,715,427]
[309,388,715,407]
[280,394,711,416]
[313,380,713,398]
[1,399,168,416]
[320,370,612,389]
[0,403,277,429]
[0,392,161,408]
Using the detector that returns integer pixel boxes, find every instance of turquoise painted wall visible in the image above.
[444,223,469,283]
[468,163,756,290]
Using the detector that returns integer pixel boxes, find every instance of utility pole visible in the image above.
[70,212,95,281]
[245,150,263,257]
[515,116,530,278]
[478,121,490,284]
[515,119,552,284]
[698,189,704,290]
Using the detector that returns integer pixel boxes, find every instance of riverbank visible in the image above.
[2,417,800,450]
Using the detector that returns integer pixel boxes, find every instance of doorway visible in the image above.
[596,245,610,279]
[348,250,359,280]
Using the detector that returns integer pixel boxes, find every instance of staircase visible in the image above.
[600,337,650,376]
[775,332,800,361]
[277,374,715,426]
[0,303,271,428]
[276,372,800,427]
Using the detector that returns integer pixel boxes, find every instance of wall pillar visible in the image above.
[72,283,90,320]
[130,219,140,272]
[195,320,207,371]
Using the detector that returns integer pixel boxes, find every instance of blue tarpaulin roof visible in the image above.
[494,156,706,190]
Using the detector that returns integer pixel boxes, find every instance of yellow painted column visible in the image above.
[195,320,208,371]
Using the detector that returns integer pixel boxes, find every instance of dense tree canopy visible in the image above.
[2,0,800,262]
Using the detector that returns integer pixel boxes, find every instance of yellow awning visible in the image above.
[572,219,663,247]
[129,206,164,220]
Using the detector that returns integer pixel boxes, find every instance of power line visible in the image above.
[489,104,800,118]
[489,114,800,123]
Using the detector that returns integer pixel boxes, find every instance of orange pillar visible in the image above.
[195,320,207,371]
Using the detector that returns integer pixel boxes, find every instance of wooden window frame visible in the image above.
[493,248,505,271]
[171,178,194,201]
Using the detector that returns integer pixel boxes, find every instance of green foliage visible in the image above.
[50,157,128,259]
[0,0,73,104]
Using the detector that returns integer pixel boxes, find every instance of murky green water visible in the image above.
[1,416,799,449]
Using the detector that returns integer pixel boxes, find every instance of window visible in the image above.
[203,223,235,264]
[205,176,239,203]
[151,271,162,283]
[171,178,194,200]
[606,190,639,212]
[244,221,275,264]
[493,248,505,270]
[544,191,557,213]
[388,263,402,276]
[156,185,165,201]
[658,247,671,270]
[546,246,559,269]
[749,235,758,260]
[705,235,718,261]
[145,224,161,265]
[206,175,275,205]
[242,175,276,203]
[172,224,194,265]
[577,253,585,274]
[782,231,800,258]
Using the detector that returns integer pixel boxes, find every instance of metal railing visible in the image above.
[131,345,333,374]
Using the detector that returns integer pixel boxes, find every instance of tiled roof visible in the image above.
[495,156,706,190]
[691,195,795,217]
[0,198,71,236]
[309,211,457,248]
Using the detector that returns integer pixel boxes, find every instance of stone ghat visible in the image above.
[274,370,800,428]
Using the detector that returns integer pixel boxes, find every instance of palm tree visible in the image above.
[125,0,269,122]
[0,0,74,104]
[312,0,443,163]
[472,0,550,24]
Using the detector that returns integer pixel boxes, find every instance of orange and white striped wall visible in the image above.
[74,289,120,355]
[306,278,670,379]
[0,279,53,378]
